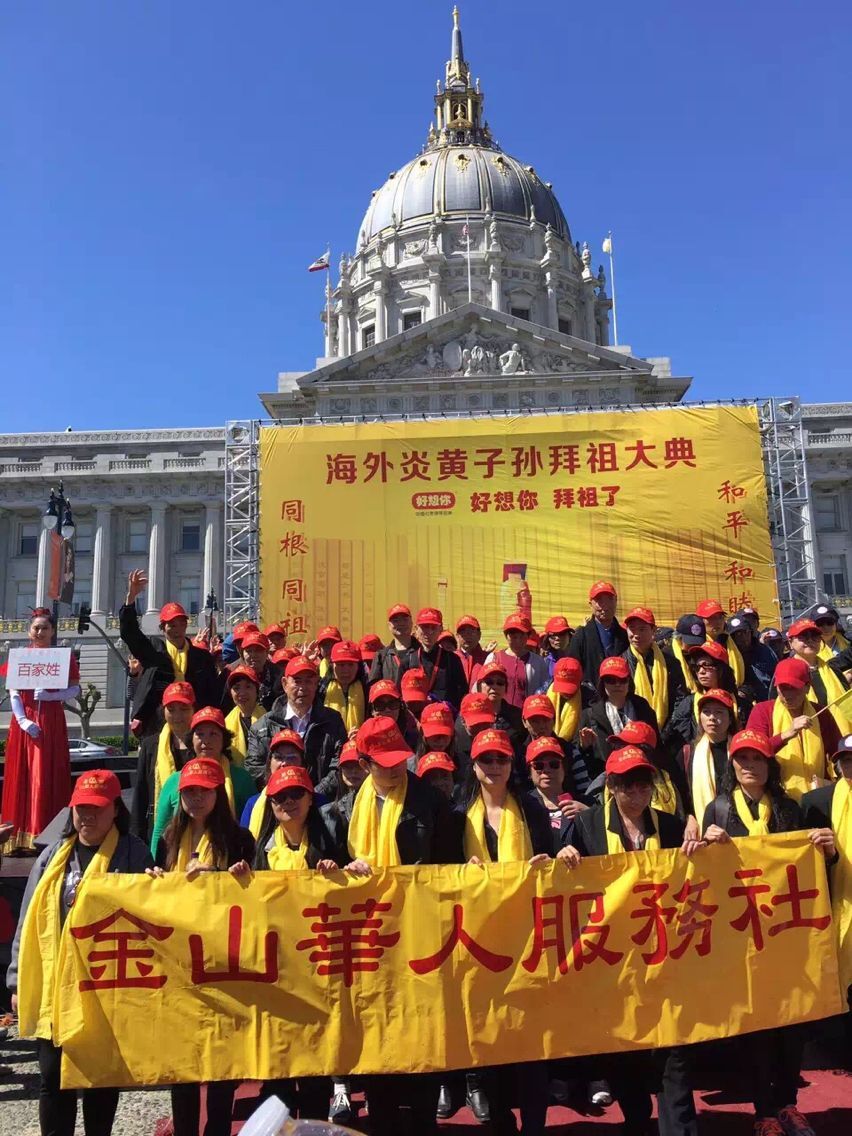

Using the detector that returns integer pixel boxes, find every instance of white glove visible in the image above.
[18,718,41,740]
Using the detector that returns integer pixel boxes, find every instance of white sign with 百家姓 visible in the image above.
[6,648,71,690]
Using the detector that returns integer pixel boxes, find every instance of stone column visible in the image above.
[545,270,558,330]
[373,280,387,342]
[0,511,10,617]
[145,503,168,616]
[428,270,442,318]
[91,504,113,616]
[202,503,222,604]
[338,299,351,356]
[490,263,503,312]
[36,525,52,608]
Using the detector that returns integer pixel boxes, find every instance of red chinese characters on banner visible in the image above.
[568,892,624,970]
[728,866,830,952]
[409,904,512,974]
[669,879,719,959]
[297,899,400,988]
[280,499,305,523]
[189,906,279,985]
[72,909,174,991]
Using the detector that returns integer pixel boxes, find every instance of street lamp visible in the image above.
[42,479,76,630]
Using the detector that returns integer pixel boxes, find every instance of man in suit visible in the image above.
[567,580,629,686]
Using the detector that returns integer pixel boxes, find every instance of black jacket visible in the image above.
[701,791,802,838]
[454,699,526,780]
[662,689,753,756]
[245,696,347,797]
[368,643,412,684]
[335,772,458,865]
[397,644,468,710]
[800,782,840,830]
[567,617,629,686]
[130,731,192,842]
[119,603,221,729]
[568,802,686,856]
[253,805,349,871]
[622,648,686,725]
[155,825,256,870]
[578,693,659,778]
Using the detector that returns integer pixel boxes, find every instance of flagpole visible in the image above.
[324,244,332,356]
[465,215,472,303]
[604,230,618,346]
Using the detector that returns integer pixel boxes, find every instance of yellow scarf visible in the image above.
[771,698,826,801]
[165,639,188,681]
[319,657,332,680]
[154,726,185,814]
[267,826,309,871]
[548,689,582,741]
[174,827,225,872]
[216,757,236,814]
[726,638,745,686]
[224,704,265,765]
[819,630,850,661]
[604,799,660,854]
[17,827,119,1040]
[248,789,268,839]
[347,776,405,866]
[323,679,366,734]
[690,734,721,826]
[693,691,739,728]
[733,787,771,835]
[672,637,699,693]
[464,792,533,862]
[830,778,852,994]
[814,659,852,734]
[629,643,670,727]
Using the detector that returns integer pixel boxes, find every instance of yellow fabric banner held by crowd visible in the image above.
[258,405,778,638]
[52,834,842,1089]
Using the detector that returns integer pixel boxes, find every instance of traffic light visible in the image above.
[77,603,92,634]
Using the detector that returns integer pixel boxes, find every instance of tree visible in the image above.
[65,682,102,740]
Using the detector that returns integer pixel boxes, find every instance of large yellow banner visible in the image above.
[53,834,842,1089]
[258,406,778,639]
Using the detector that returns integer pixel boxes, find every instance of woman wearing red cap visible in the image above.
[542,615,574,681]
[747,656,841,801]
[368,679,420,752]
[149,707,256,854]
[130,680,195,843]
[8,770,152,1136]
[235,630,283,712]
[679,689,737,824]
[702,729,835,1136]
[1,608,79,854]
[785,619,851,734]
[577,655,659,777]
[240,728,310,842]
[416,701,458,765]
[320,639,369,735]
[523,693,593,801]
[472,662,526,752]
[663,640,753,755]
[147,757,254,1136]
[223,664,266,763]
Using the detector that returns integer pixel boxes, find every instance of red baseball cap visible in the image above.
[267,764,314,796]
[226,664,261,688]
[190,706,226,732]
[331,639,361,664]
[523,694,555,720]
[417,752,456,778]
[416,607,443,626]
[503,611,532,634]
[589,580,617,600]
[544,616,571,635]
[317,626,342,645]
[339,739,360,765]
[241,632,270,652]
[368,679,401,704]
[232,621,260,644]
[263,623,288,639]
[526,736,564,764]
[355,716,413,767]
[460,693,496,727]
[179,758,225,791]
[624,606,656,627]
[696,688,735,712]
[359,634,383,661]
[605,746,656,776]
[162,681,195,707]
[159,602,188,624]
[70,769,122,808]
[553,656,583,695]
[774,657,811,690]
[599,656,630,681]
[456,614,481,631]
[269,728,305,753]
[472,728,514,760]
[686,640,729,666]
[387,603,412,620]
[526,631,541,650]
[607,720,659,748]
[438,630,458,647]
[420,701,454,738]
[478,661,508,684]
[696,600,725,620]
[271,646,299,665]
[284,656,319,679]
[786,619,821,639]
[400,669,430,702]
[729,729,774,760]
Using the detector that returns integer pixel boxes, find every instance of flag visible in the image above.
[308,251,330,272]
[602,234,613,255]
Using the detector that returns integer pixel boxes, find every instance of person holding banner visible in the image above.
[7,770,152,1136]
[784,618,851,735]
[252,764,344,873]
[223,664,266,763]
[702,728,835,1136]
[147,758,254,1136]
[622,606,686,730]
[240,727,310,844]
[1,607,80,854]
[130,680,195,843]
[567,580,629,686]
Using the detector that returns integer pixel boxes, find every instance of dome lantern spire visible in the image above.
[429,7,493,151]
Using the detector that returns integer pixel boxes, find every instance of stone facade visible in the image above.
[801,402,852,618]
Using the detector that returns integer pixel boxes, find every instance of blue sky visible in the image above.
[2,1,849,432]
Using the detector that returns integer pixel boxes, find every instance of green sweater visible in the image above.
[150,762,256,855]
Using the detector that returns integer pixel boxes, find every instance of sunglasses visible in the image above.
[695,660,720,670]
[270,788,309,805]
[476,754,512,766]
[531,759,563,772]
[794,631,821,642]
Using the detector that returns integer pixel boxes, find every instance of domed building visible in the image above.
[261,7,692,419]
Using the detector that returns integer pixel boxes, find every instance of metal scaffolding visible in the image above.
[223,419,262,628]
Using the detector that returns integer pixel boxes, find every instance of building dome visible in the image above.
[357,146,570,246]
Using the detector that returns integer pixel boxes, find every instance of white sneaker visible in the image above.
[329,1090,354,1125]
[588,1079,613,1107]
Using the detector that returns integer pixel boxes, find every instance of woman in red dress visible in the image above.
[1,609,79,853]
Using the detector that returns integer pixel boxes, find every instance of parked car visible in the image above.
[67,738,121,759]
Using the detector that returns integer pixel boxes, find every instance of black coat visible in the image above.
[701,791,802,838]
[397,644,468,710]
[253,805,349,871]
[568,803,686,855]
[336,771,458,865]
[368,643,411,684]
[245,696,347,797]
[662,689,753,756]
[800,782,840,830]
[119,603,221,729]
[622,648,686,725]
[130,731,192,842]
[454,700,526,780]
[567,617,629,686]
[578,694,659,778]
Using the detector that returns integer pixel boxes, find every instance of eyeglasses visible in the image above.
[531,760,563,772]
[476,754,512,766]
[695,660,719,670]
[270,788,309,805]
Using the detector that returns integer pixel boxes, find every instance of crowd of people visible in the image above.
[3,568,851,1136]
